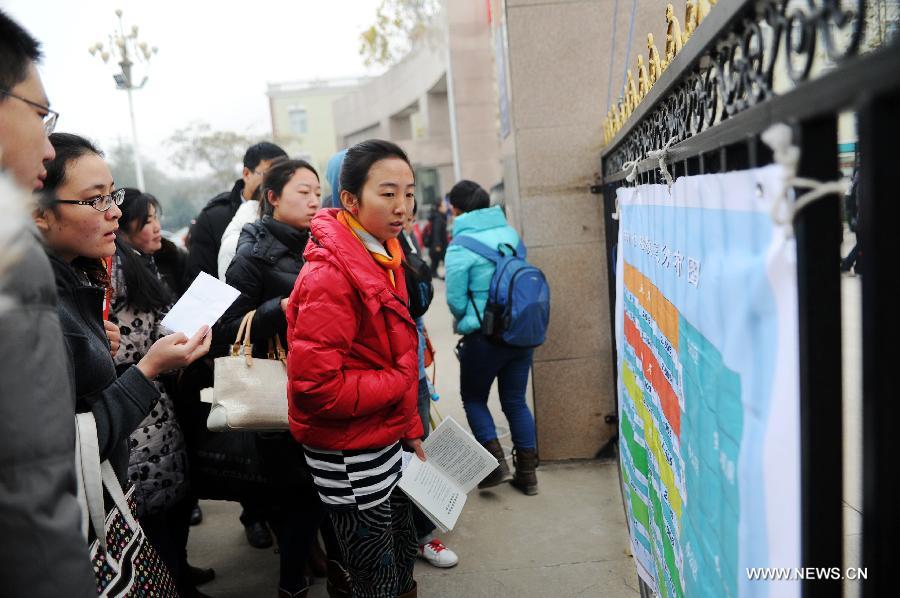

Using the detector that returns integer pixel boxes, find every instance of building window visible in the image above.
[415,167,440,214]
[289,108,308,135]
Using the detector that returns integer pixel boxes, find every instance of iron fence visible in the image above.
[598,1,899,595]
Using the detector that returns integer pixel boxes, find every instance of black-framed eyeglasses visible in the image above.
[54,188,125,212]
[0,89,59,135]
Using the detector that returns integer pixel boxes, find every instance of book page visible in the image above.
[160,272,241,337]
[398,456,465,533]
[421,416,498,493]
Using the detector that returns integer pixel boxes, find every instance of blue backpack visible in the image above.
[451,236,550,348]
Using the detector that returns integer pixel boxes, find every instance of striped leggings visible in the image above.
[329,487,417,598]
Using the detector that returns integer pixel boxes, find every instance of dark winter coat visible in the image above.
[184,179,246,287]
[155,236,188,299]
[0,221,95,597]
[286,209,422,450]
[216,216,309,358]
[427,208,448,250]
[110,248,188,517]
[215,216,312,490]
[49,253,160,485]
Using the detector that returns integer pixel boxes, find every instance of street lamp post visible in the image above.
[89,9,157,191]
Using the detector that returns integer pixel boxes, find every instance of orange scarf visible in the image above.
[337,210,402,286]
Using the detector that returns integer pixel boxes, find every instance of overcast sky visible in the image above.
[2,0,383,169]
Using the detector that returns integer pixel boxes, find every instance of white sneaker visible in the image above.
[417,538,459,568]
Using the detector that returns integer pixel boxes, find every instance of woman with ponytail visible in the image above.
[286,139,423,598]
[215,157,327,598]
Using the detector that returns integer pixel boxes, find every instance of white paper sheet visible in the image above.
[160,272,241,336]
[614,166,801,596]
[401,457,465,533]
[419,416,498,493]
[397,417,498,532]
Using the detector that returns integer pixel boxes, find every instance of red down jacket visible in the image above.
[285,208,423,450]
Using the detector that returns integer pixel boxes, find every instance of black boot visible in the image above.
[243,520,273,549]
[510,448,539,495]
[478,439,512,489]
[189,502,203,526]
[187,564,215,586]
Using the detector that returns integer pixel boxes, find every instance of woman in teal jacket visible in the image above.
[444,180,539,495]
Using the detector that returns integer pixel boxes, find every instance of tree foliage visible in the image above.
[107,141,214,232]
[359,0,441,67]
[166,121,255,191]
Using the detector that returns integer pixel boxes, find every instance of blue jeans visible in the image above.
[458,333,536,450]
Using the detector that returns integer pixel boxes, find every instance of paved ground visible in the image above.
[189,461,639,598]
[185,232,867,597]
[187,278,640,597]
[840,230,864,598]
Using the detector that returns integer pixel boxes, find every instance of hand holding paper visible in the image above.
[135,272,238,380]
[398,417,498,532]
[136,325,212,380]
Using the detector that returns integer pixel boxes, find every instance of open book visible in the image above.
[398,416,499,532]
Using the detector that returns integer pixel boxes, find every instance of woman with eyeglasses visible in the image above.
[33,133,211,495]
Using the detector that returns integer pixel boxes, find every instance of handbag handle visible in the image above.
[267,334,287,363]
[75,412,140,572]
[231,310,257,366]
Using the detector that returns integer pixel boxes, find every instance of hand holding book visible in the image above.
[398,417,498,532]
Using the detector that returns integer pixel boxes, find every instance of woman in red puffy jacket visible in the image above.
[285,139,424,598]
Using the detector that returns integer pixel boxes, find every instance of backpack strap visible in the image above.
[450,235,501,263]
[467,290,484,327]
[452,235,527,261]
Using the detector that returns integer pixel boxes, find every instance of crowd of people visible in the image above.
[0,10,540,598]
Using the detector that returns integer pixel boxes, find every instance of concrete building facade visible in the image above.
[325,0,664,460]
[487,0,671,460]
[265,0,675,460]
[332,3,502,209]
[267,78,365,184]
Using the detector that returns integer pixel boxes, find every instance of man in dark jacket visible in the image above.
[183,142,287,286]
[426,199,449,278]
[182,141,286,549]
[0,11,96,596]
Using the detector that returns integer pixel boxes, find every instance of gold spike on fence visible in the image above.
[602,0,717,145]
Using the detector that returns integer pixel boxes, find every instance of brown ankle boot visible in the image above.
[510,447,539,495]
[398,581,418,598]
[478,439,512,489]
[326,559,351,598]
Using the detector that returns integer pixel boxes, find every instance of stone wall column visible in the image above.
[447,0,503,190]
[499,0,628,459]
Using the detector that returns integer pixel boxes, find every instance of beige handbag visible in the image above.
[208,310,290,431]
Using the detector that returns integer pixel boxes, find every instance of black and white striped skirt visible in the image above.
[302,443,403,511]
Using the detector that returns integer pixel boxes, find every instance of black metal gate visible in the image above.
[598,2,898,595]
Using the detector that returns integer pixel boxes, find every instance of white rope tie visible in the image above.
[647,137,677,189]
[622,158,641,184]
[761,124,850,235]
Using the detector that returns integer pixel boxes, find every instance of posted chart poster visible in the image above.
[615,165,801,598]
